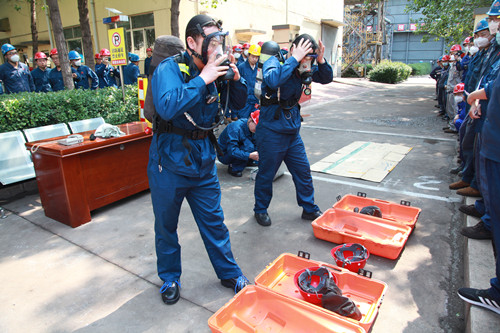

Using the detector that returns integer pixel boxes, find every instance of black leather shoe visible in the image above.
[450,166,462,174]
[461,221,492,240]
[221,275,250,294]
[160,281,180,305]
[459,204,483,218]
[301,210,323,221]
[255,212,272,226]
[228,166,243,177]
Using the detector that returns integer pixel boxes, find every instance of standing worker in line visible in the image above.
[237,43,250,66]
[148,14,249,305]
[144,47,153,75]
[48,48,80,91]
[233,44,261,119]
[95,48,117,88]
[69,50,98,90]
[0,43,35,94]
[124,53,141,85]
[31,52,52,93]
[253,36,333,227]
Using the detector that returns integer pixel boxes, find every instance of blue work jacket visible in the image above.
[95,64,117,88]
[0,62,35,94]
[123,63,140,85]
[74,65,98,90]
[458,54,471,82]
[144,56,152,75]
[31,67,52,92]
[218,118,255,160]
[237,60,259,106]
[150,51,248,177]
[483,72,500,162]
[464,52,484,93]
[259,56,333,134]
[48,67,81,91]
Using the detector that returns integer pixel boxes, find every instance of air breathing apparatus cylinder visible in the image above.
[254,41,281,100]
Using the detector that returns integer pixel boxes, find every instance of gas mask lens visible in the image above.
[298,54,317,74]
[205,31,231,58]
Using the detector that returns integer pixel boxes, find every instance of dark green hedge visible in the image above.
[368,60,412,84]
[409,62,432,76]
[0,85,139,133]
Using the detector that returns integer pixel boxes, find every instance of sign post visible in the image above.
[103,14,129,101]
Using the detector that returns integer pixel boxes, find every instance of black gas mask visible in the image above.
[297,54,317,85]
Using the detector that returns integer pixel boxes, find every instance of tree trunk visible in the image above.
[170,0,181,37]
[77,0,95,69]
[46,0,74,90]
[30,0,38,63]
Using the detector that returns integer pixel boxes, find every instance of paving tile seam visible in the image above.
[4,207,217,314]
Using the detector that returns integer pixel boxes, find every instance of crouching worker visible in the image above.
[148,14,250,305]
[218,110,259,177]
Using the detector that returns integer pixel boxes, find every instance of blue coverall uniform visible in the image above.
[144,56,152,75]
[454,100,467,131]
[478,73,500,301]
[217,118,256,172]
[31,67,52,92]
[253,55,333,215]
[458,54,471,82]
[48,67,80,91]
[233,61,259,119]
[123,63,140,85]
[74,65,98,90]
[95,63,117,88]
[149,51,248,284]
[0,62,35,94]
[237,55,246,66]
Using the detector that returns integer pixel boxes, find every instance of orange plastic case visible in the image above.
[208,253,387,333]
[312,208,412,259]
[332,194,421,229]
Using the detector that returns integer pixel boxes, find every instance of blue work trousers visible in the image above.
[461,119,476,184]
[254,128,319,214]
[148,161,242,283]
[478,154,500,300]
[475,133,491,230]
[218,153,248,172]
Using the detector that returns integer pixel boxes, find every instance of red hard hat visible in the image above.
[454,82,465,94]
[99,48,111,56]
[258,41,264,47]
[442,54,451,62]
[146,47,153,52]
[94,53,100,59]
[450,44,462,52]
[463,36,472,45]
[250,110,260,125]
[233,44,243,52]
[331,243,369,273]
[49,48,58,56]
[243,43,251,49]
[34,52,47,60]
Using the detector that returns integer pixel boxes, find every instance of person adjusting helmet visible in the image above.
[0,43,35,94]
[32,52,52,93]
[96,48,117,88]
[123,53,140,85]
[68,50,99,89]
[149,13,249,305]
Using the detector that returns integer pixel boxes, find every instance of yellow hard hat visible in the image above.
[248,44,261,56]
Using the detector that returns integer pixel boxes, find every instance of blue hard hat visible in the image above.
[68,50,81,60]
[474,18,489,33]
[129,53,139,62]
[2,43,16,56]
[487,0,500,16]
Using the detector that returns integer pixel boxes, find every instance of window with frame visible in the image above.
[64,26,83,58]
[115,13,155,60]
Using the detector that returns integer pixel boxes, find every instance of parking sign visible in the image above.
[108,28,127,65]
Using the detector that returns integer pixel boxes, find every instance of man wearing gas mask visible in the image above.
[0,43,35,94]
[148,14,249,305]
[253,34,333,227]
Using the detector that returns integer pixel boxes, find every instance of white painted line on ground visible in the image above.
[301,89,371,110]
[289,172,462,203]
[302,125,456,142]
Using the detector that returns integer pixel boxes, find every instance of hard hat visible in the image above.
[242,43,251,49]
[34,52,48,60]
[359,205,383,218]
[185,14,219,39]
[258,41,264,47]
[250,110,260,125]
[68,50,81,60]
[2,43,16,56]
[463,36,472,45]
[233,44,242,52]
[49,48,58,56]
[292,34,318,53]
[442,54,451,62]
[331,243,369,273]
[454,82,465,94]
[260,41,281,57]
[129,53,140,62]
[487,0,500,16]
[94,53,101,59]
[146,47,153,52]
[99,48,111,56]
[294,266,339,305]
[474,18,489,33]
[450,44,462,52]
[248,44,261,56]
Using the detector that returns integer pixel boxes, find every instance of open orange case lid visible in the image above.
[333,193,421,229]
[312,207,413,260]
[208,253,387,333]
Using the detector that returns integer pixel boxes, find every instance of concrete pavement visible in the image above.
[1,77,499,332]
